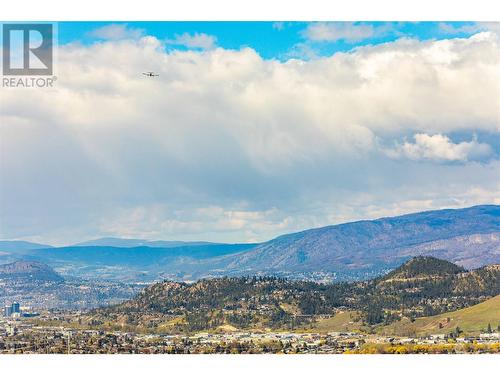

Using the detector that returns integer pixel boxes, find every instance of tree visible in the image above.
[487,323,492,333]
[365,304,384,325]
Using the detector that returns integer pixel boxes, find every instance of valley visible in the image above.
[1,206,499,354]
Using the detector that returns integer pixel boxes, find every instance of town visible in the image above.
[1,309,499,354]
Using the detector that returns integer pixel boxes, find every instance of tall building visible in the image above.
[4,303,21,317]
[12,302,20,313]
[4,305,13,317]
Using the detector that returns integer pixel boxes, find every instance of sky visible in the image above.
[1,21,499,245]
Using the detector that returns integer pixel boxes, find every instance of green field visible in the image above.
[379,294,500,337]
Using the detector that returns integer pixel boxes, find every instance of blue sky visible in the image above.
[1,21,499,245]
[57,21,485,59]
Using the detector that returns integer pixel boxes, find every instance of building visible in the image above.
[12,302,20,314]
[4,305,13,317]
[4,302,21,317]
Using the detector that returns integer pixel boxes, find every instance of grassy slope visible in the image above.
[292,311,364,333]
[379,294,500,337]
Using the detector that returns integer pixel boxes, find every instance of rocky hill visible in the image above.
[0,260,64,282]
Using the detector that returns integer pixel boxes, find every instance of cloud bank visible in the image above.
[1,30,499,244]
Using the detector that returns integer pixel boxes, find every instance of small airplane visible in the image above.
[142,71,159,77]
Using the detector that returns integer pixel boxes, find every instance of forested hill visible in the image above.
[88,257,500,333]
[380,256,465,280]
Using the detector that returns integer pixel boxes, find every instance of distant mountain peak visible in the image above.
[73,237,220,248]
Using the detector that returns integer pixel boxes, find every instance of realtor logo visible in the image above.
[2,23,54,76]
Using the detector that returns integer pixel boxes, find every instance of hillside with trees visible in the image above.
[85,257,500,333]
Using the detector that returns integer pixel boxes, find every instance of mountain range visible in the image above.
[0,240,52,252]
[0,205,498,282]
[215,205,499,277]
[73,237,220,248]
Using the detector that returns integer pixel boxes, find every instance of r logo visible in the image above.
[2,23,53,76]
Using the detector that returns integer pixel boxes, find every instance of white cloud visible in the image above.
[302,22,394,43]
[166,32,217,50]
[1,32,499,243]
[97,205,294,243]
[480,22,500,34]
[272,22,285,31]
[385,134,494,162]
[439,22,500,35]
[88,23,144,40]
